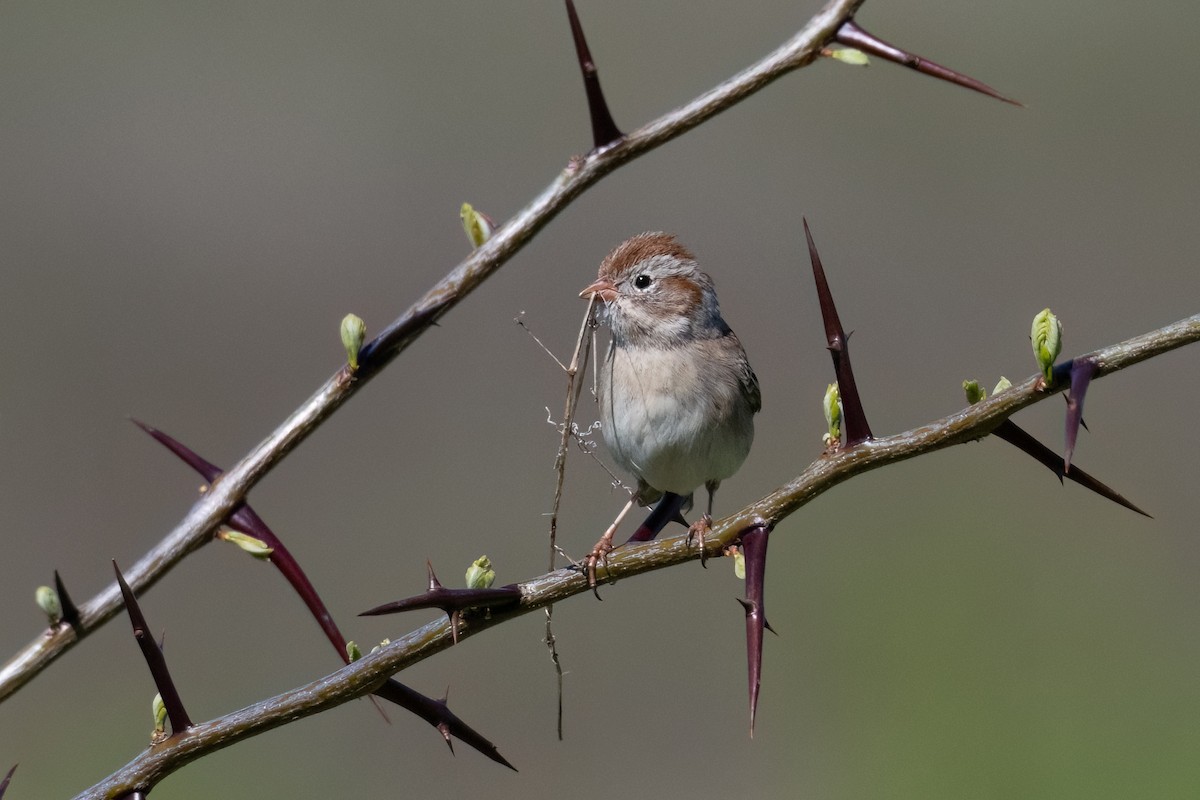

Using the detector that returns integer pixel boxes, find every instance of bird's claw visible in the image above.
[686,514,713,568]
[585,537,615,595]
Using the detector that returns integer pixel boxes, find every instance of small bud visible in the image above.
[346,641,363,662]
[732,547,746,580]
[963,379,985,405]
[1031,308,1062,384]
[35,585,61,626]
[823,46,871,66]
[460,203,495,248]
[823,383,843,445]
[340,313,366,372]
[216,529,274,560]
[465,555,496,589]
[992,376,1012,394]
[369,638,391,655]
[151,692,168,744]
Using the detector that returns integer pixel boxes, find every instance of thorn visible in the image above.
[358,565,522,643]
[804,219,873,444]
[53,570,83,635]
[113,561,193,734]
[992,421,1151,517]
[373,679,517,770]
[835,19,1022,107]
[740,524,772,738]
[564,0,623,148]
[426,560,444,591]
[1064,358,1097,474]
[133,420,380,683]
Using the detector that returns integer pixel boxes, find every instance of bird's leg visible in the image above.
[686,481,718,567]
[587,495,637,589]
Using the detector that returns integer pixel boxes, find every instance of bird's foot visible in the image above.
[686,514,713,568]
[585,533,616,594]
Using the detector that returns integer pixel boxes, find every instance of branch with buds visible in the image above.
[4,1,1194,798]
[75,311,1199,798]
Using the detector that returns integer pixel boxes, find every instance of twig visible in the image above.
[549,296,598,567]
[543,295,596,739]
[516,312,568,372]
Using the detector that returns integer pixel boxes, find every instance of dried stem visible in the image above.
[541,296,596,738]
[549,296,598,568]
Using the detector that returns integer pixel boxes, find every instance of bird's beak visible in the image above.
[579,277,617,302]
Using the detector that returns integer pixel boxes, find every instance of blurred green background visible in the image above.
[1,2,1198,798]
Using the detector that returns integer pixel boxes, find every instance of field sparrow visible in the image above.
[579,232,761,584]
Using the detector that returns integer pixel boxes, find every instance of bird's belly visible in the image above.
[600,343,753,495]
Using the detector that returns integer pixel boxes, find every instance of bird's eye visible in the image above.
[633,274,652,290]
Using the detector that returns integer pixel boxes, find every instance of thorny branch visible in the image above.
[1,0,873,703]
[75,313,1200,799]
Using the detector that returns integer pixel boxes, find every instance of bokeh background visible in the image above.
[1,2,1198,798]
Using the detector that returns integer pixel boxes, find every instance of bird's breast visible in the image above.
[598,340,754,495]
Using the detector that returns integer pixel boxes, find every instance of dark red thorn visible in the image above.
[1064,358,1098,474]
[804,219,873,445]
[992,421,1152,518]
[53,570,83,635]
[625,492,690,543]
[436,686,455,753]
[358,562,522,643]
[113,561,193,734]
[229,500,395,722]
[231,504,360,662]
[356,305,441,378]
[564,0,623,149]
[373,680,517,771]
[835,19,1022,107]
[132,423,397,722]
[739,523,773,738]
[131,420,359,664]
[133,423,520,747]
[0,764,16,798]
[130,418,222,482]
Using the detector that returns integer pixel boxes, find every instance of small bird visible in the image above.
[579,232,760,584]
